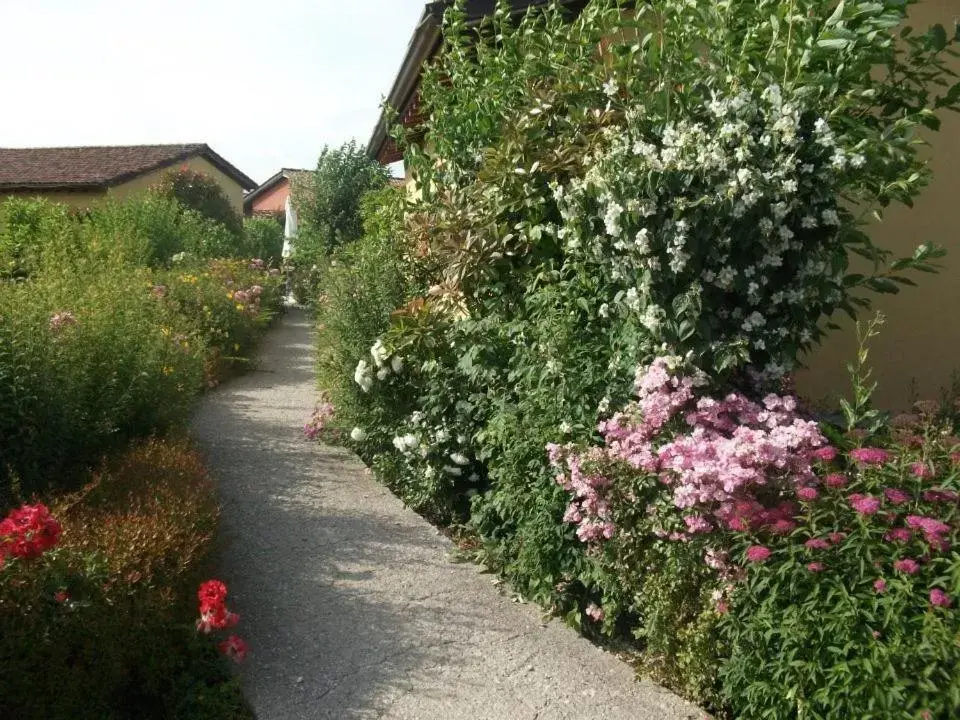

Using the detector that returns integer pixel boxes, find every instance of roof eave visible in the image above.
[242,170,287,208]
[366,6,444,161]
[0,182,105,193]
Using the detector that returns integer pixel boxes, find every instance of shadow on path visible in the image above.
[192,310,702,720]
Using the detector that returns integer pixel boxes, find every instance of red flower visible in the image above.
[848,493,881,515]
[198,579,228,614]
[0,504,62,560]
[893,558,920,575]
[883,488,911,505]
[218,634,248,663]
[54,590,69,603]
[812,446,837,462]
[807,562,825,573]
[797,486,819,502]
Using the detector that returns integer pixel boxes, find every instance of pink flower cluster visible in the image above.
[549,444,615,542]
[553,358,827,544]
[304,400,335,440]
[848,447,891,466]
[232,284,264,313]
[48,311,77,333]
[905,515,951,551]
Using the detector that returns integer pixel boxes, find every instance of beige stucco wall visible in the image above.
[797,0,960,409]
[1,155,248,214]
[0,188,105,209]
[108,155,247,213]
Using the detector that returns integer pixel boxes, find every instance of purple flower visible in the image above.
[848,493,881,515]
[884,528,913,544]
[883,488,911,506]
[910,462,933,479]
[848,448,892,466]
[874,578,887,593]
[746,545,771,563]
[807,562,825,573]
[893,558,920,575]
[805,538,830,550]
[930,588,952,608]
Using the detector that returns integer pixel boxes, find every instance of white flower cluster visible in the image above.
[354,338,404,393]
[555,84,856,374]
[390,411,479,484]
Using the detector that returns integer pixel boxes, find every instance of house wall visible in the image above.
[0,155,249,214]
[0,188,105,208]
[108,155,248,213]
[248,178,291,215]
[797,0,960,409]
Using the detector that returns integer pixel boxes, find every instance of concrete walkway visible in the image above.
[192,309,702,720]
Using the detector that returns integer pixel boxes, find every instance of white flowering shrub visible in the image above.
[326,1,960,713]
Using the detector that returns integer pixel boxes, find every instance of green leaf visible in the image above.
[928,24,948,52]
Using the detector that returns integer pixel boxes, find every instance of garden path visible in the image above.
[193,309,702,720]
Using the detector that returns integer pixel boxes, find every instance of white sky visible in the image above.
[0,0,425,183]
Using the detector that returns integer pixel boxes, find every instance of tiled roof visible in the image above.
[0,144,258,191]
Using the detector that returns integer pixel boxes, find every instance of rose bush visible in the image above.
[0,441,250,720]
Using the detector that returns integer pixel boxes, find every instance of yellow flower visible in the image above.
[162,366,174,376]
[233,343,240,352]
[235,304,244,311]
[161,326,171,337]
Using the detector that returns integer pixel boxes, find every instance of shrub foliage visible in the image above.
[311,1,960,717]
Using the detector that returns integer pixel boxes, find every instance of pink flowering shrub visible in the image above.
[551,358,827,551]
[304,399,336,440]
[720,423,960,720]
[549,358,960,718]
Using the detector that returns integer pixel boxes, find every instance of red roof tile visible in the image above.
[0,144,257,191]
